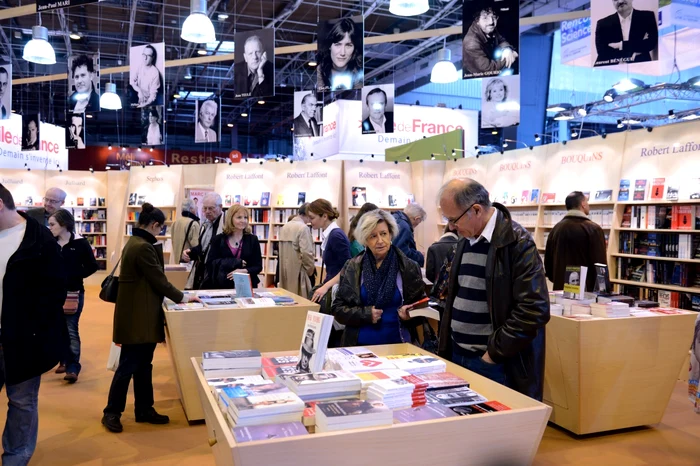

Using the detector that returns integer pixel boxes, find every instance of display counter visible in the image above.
[164,289,319,421]
[193,343,552,466]
[543,311,696,435]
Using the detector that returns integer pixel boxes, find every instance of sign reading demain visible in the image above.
[0,115,68,171]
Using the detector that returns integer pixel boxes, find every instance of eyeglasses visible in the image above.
[201,206,219,212]
[43,197,63,205]
[445,204,475,226]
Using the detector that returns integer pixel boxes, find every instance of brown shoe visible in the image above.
[55,364,66,374]
[64,373,78,383]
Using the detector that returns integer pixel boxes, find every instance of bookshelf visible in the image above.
[72,204,108,270]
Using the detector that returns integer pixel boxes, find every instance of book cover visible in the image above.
[204,350,261,360]
[262,356,300,366]
[563,265,587,299]
[90,198,97,207]
[336,357,397,373]
[232,421,308,443]
[98,197,106,207]
[222,383,289,401]
[231,392,303,414]
[617,180,630,201]
[393,404,458,423]
[297,192,306,205]
[77,197,84,206]
[541,192,556,204]
[352,187,367,207]
[276,194,284,206]
[137,195,147,206]
[413,372,469,390]
[317,399,390,418]
[388,194,398,207]
[243,197,250,206]
[594,190,612,201]
[426,386,488,407]
[677,206,695,230]
[225,194,232,206]
[450,401,510,416]
[263,365,302,379]
[530,189,540,204]
[296,312,334,373]
[594,263,611,295]
[406,194,415,204]
[666,184,679,201]
[233,273,253,298]
[234,194,241,204]
[633,179,647,201]
[650,178,665,200]
[260,192,270,207]
[521,190,530,204]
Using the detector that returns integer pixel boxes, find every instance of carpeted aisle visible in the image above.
[0,286,697,465]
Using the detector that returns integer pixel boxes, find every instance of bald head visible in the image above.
[44,187,67,214]
[438,178,491,210]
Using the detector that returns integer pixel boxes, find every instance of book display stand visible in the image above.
[163,288,319,421]
[192,344,551,466]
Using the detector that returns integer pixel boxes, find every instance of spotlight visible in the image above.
[405,156,410,162]
[105,165,111,170]
[534,134,541,142]
[227,123,234,128]
[197,48,207,55]
[360,159,363,163]
[241,112,248,117]
[394,160,398,164]
[491,130,498,135]
[546,103,572,113]
[601,132,607,139]
[617,119,624,129]
[257,100,265,105]
[310,153,314,157]
[451,149,456,157]
[108,143,112,150]
[562,140,567,146]
[370,154,374,158]
[323,159,327,163]
[259,160,263,165]
[149,160,154,165]
[89,166,94,173]
[668,110,676,120]
[150,148,153,152]
[613,78,644,93]
[553,112,574,121]
[307,59,318,67]
[244,157,249,163]
[571,131,578,138]
[502,142,508,148]
[577,107,587,117]
[215,158,220,163]
[603,89,617,102]
[431,154,435,160]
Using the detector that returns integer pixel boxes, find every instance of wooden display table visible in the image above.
[193,343,552,466]
[164,289,319,422]
[543,311,697,435]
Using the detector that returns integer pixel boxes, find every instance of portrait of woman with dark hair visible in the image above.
[316,17,364,92]
[142,107,163,146]
[68,54,100,114]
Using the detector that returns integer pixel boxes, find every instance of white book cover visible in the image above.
[297,311,334,373]
[235,297,276,308]
[335,357,398,373]
[279,371,361,390]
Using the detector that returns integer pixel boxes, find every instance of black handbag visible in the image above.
[99,257,122,303]
[308,261,333,314]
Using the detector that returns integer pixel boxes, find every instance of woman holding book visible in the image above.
[204,204,263,290]
[48,209,98,383]
[348,202,378,257]
[332,209,426,346]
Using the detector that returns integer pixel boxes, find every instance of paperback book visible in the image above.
[617,180,630,201]
[233,273,253,298]
[530,189,540,204]
[232,421,308,443]
[352,187,367,206]
[449,401,511,416]
[260,192,270,207]
[426,386,488,407]
[297,192,306,205]
[315,399,393,432]
[334,357,397,373]
[296,311,334,373]
[563,265,587,299]
[393,403,458,423]
[633,179,647,201]
[650,178,665,200]
[594,190,612,201]
[540,192,556,204]
[666,183,679,201]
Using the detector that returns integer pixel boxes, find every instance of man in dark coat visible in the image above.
[234,35,274,98]
[392,204,426,266]
[438,179,550,400]
[594,0,658,66]
[293,93,321,137]
[544,191,608,292]
[26,187,66,227]
[0,183,67,464]
[462,7,518,77]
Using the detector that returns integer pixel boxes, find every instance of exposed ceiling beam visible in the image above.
[57,9,72,58]
[126,0,139,54]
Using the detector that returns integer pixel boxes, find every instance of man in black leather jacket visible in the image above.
[437,179,550,400]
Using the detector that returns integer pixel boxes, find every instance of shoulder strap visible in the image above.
[107,255,122,278]
[181,219,195,258]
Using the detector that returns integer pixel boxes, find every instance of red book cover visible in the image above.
[671,205,678,230]
[483,401,511,411]
[677,206,695,230]
[540,193,556,204]
[401,374,429,390]
[650,178,665,199]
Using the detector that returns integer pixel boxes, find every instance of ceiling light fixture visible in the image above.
[491,130,498,135]
[534,134,541,142]
[617,119,624,128]
[23,24,56,65]
[227,123,234,128]
[603,89,617,102]
[553,111,574,121]
[389,0,429,16]
[621,118,641,125]
[182,0,217,44]
[571,130,579,138]
[100,82,122,110]
[217,12,229,20]
[612,78,645,93]
[197,48,208,56]
[184,68,193,80]
[681,113,700,121]
[430,48,458,84]
[687,76,700,87]
[257,100,265,105]
[241,112,248,117]
[668,110,676,119]
[546,103,572,113]
[69,26,82,41]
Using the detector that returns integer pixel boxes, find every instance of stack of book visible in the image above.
[448,401,511,417]
[393,403,458,424]
[426,386,488,412]
[206,375,266,396]
[412,372,469,390]
[385,354,447,375]
[276,370,362,402]
[225,384,305,427]
[315,399,393,433]
[590,302,631,318]
[325,347,379,370]
[201,350,262,378]
[334,356,398,373]
[366,374,429,409]
[356,370,411,397]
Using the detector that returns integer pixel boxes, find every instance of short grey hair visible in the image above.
[438,178,492,210]
[182,198,196,212]
[45,187,67,201]
[404,203,426,222]
[202,192,222,206]
[355,209,399,247]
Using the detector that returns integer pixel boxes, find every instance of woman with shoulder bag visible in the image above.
[332,210,426,346]
[204,204,263,289]
[48,209,98,383]
[102,203,195,433]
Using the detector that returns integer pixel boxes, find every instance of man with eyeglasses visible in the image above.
[181,192,225,289]
[26,188,67,227]
[437,179,549,401]
[462,7,519,78]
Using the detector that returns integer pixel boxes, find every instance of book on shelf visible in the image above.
[260,192,270,207]
[520,190,530,204]
[297,192,306,205]
[206,375,266,391]
[530,189,540,204]
[89,197,96,207]
[352,187,367,207]
[228,390,305,426]
[413,372,469,390]
[224,194,232,206]
[232,421,308,443]
[276,370,362,401]
[202,350,262,370]
[650,178,665,200]
[633,179,647,201]
[563,265,587,299]
[388,194,398,207]
[296,311,334,373]
[406,194,415,204]
[618,180,630,201]
[232,194,240,205]
[334,357,398,373]
[76,197,84,206]
[540,192,556,204]
[666,183,679,201]
[594,190,612,201]
[137,195,147,206]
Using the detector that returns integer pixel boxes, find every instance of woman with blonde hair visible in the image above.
[204,205,263,289]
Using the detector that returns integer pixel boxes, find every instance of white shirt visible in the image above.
[618,10,633,41]
[468,208,497,246]
[0,220,27,328]
[321,221,340,253]
[370,115,387,134]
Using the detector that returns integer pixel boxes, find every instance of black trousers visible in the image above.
[104,343,157,416]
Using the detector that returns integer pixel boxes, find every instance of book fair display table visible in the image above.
[543,311,696,435]
[163,289,319,421]
[193,344,552,466]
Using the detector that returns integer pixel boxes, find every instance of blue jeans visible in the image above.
[452,345,507,387]
[63,291,84,375]
[0,344,41,466]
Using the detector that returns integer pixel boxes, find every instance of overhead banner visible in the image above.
[481,75,520,129]
[317,16,364,91]
[129,42,165,108]
[591,0,659,67]
[234,28,275,99]
[68,53,100,113]
[37,0,99,12]
[462,0,520,79]
[0,114,68,170]
[361,84,394,135]
[293,91,323,138]
[561,18,591,63]
[0,63,11,119]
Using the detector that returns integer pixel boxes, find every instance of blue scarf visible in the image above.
[362,246,400,309]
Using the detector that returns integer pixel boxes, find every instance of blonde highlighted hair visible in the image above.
[223,204,252,235]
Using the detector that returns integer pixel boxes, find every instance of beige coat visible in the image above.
[278,217,315,298]
[172,214,200,264]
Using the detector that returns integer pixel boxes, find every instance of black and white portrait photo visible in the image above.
[592,0,658,67]
[234,28,275,99]
[21,114,40,151]
[361,84,394,135]
[481,75,520,128]
[293,91,323,138]
[317,16,364,92]
[142,106,163,146]
[462,0,520,79]
[0,63,11,119]
[129,42,165,108]
[68,54,100,113]
[65,113,85,149]
[195,99,219,143]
